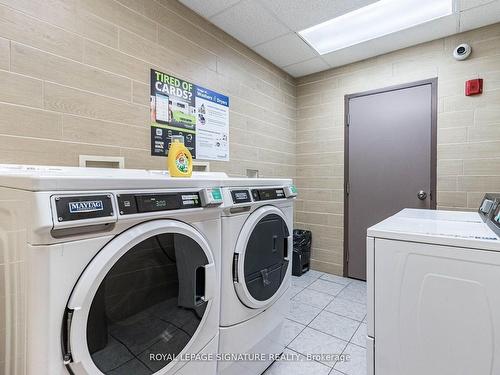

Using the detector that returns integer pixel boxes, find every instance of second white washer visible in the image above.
[217,181,296,375]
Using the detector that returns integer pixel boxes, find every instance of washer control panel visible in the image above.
[231,189,252,204]
[252,188,286,201]
[227,186,297,204]
[118,192,201,215]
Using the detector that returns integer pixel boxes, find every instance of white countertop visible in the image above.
[0,164,293,191]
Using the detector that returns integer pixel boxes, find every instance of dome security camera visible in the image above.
[453,43,472,61]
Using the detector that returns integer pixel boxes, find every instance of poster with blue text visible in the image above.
[150,69,229,161]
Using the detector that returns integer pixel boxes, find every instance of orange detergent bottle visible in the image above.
[167,135,193,177]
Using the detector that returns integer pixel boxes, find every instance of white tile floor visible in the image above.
[265,270,367,375]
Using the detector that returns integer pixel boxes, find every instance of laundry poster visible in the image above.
[150,69,230,161]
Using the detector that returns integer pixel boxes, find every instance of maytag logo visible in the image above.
[68,200,104,214]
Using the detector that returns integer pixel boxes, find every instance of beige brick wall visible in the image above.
[295,23,500,275]
[0,0,296,178]
[0,0,499,278]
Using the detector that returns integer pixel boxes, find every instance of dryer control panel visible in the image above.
[478,193,500,237]
[487,198,500,237]
[478,193,500,223]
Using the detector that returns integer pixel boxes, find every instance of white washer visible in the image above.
[0,165,226,375]
[217,181,297,375]
[366,199,500,375]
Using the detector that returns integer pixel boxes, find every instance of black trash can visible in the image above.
[292,229,312,276]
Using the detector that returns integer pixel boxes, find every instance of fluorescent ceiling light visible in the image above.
[299,0,453,55]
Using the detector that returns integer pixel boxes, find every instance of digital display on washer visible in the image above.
[118,192,201,214]
[252,188,285,201]
[137,195,179,212]
[231,190,251,204]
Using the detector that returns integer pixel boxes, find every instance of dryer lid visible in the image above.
[368,209,499,251]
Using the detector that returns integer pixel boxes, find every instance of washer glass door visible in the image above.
[64,220,216,375]
[234,206,291,308]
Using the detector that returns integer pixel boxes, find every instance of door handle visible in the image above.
[417,190,427,200]
[284,235,292,261]
[202,263,216,302]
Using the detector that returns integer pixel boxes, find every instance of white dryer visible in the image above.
[0,165,225,375]
[393,207,481,222]
[393,193,500,223]
[366,196,500,375]
[217,181,297,375]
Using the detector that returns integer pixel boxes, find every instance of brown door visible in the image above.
[345,79,437,280]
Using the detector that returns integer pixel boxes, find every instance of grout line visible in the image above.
[3,8,297,113]
[0,133,145,151]
[288,272,367,372]
[279,346,332,371]
[290,273,350,361]
[7,40,11,71]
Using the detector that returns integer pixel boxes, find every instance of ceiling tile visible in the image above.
[254,33,317,67]
[178,0,240,18]
[261,0,378,31]
[282,57,330,77]
[180,0,500,77]
[209,0,290,47]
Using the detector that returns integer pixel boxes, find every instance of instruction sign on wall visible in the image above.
[150,69,229,161]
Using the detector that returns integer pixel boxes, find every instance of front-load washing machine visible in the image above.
[217,180,297,375]
[0,165,226,375]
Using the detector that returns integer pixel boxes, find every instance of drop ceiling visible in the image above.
[179,0,500,77]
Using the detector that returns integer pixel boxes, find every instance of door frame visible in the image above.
[343,78,438,278]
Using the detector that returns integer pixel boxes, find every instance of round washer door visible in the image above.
[63,220,217,375]
[233,205,292,309]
